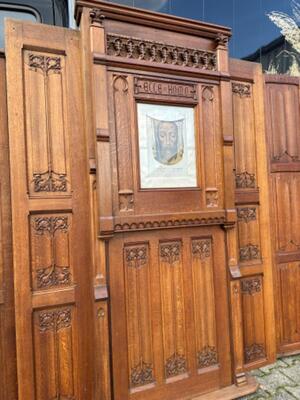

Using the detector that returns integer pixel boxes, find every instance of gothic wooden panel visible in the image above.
[33,307,75,400]
[230,59,276,371]
[265,76,300,354]
[241,276,266,366]
[109,227,231,400]
[0,54,18,400]
[5,20,94,400]
[191,238,218,371]
[24,50,70,197]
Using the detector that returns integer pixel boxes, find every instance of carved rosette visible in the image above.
[197,346,218,369]
[192,239,211,259]
[165,352,187,378]
[130,359,154,387]
[232,83,251,97]
[160,242,181,266]
[107,34,217,70]
[125,246,148,269]
[241,277,262,295]
[237,207,257,223]
[244,343,266,363]
[239,244,261,262]
[28,53,61,75]
[33,217,71,289]
[235,171,256,189]
[38,308,72,332]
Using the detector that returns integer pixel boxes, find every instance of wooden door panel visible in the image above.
[5,20,94,400]
[110,226,231,400]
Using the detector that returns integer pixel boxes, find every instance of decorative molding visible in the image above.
[134,77,197,100]
[237,207,257,223]
[165,352,187,378]
[28,53,61,75]
[33,170,67,192]
[197,346,218,369]
[272,150,299,162]
[38,308,71,332]
[160,242,181,265]
[239,244,261,262]
[232,82,251,97]
[206,189,218,207]
[241,277,262,295]
[279,239,300,252]
[107,34,217,70]
[131,359,154,387]
[202,86,214,101]
[33,217,71,289]
[192,239,211,259]
[125,246,148,269]
[244,343,266,363]
[89,8,105,25]
[114,216,226,232]
[119,190,134,212]
[235,171,256,189]
[215,33,229,48]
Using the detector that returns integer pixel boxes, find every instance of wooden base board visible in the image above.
[189,375,258,400]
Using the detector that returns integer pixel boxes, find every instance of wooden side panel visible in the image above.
[0,54,18,400]
[230,59,276,371]
[265,76,300,353]
[5,20,94,400]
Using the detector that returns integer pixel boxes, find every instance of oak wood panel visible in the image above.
[0,54,18,400]
[5,20,94,400]
[230,59,276,370]
[265,76,300,354]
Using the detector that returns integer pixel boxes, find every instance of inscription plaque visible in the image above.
[134,78,197,100]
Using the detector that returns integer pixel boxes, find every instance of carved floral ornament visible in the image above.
[241,277,262,295]
[125,246,148,269]
[165,352,187,378]
[28,53,62,75]
[232,82,251,97]
[160,242,181,265]
[131,358,154,387]
[244,343,266,363]
[197,346,218,369]
[106,34,217,70]
[38,308,71,332]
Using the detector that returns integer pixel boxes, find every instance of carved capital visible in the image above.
[90,8,105,25]
[215,33,229,48]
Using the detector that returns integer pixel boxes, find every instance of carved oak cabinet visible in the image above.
[2,1,276,399]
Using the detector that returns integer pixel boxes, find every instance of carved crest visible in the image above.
[232,83,251,97]
[239,244,261,261]
[241,277,262,295]
[197,346,218,368]
[38,308,71,332]
[125,246,148,269]
[235,171,256,189]
[131,359,154,387]
[165,352,187,378]
[160,242,181,265]
[192,239,211,259]
[107,34,217,70]
[237,207,257,223]
[244,343,266,363]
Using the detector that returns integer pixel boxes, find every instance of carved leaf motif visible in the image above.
[107,34,217,70]
[272,150,299,162]
[28,53,61,75]
[197,346,218,368]
[165,352,187,378]
[235,171,256,189]
[125,246,148,269]
[192,239,211,259]
[232,83,251,97]
[239,244,261,261]
[237,207,257,223]
[241,277,262,295]
[160,242,181,265]
[130,359,154,387]
[244,343,266,363]
[38,308,71,332]
[33,170,67,193]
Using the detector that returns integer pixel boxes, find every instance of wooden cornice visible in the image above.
[75,0,231,40]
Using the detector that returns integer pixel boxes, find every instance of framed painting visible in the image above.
[137,103,198,189]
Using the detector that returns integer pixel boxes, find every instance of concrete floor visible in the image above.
[239,355,300,399]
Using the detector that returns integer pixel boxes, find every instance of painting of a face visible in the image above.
[155,120,183,165]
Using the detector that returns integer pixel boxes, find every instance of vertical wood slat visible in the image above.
[0,54,18,400]
[5,20,94,400]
